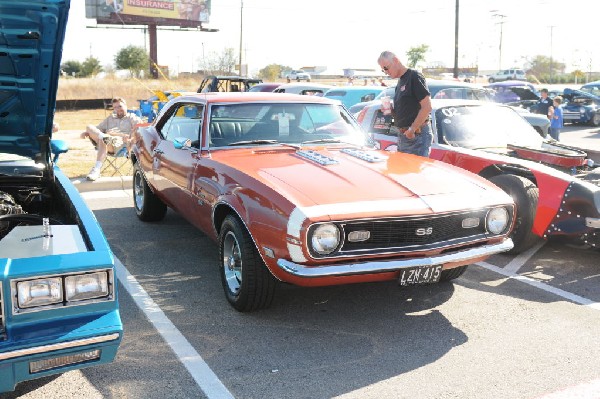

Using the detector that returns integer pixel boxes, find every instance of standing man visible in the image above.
[533,88,553,116]
[377,51,432,156]
[81,97,142,181]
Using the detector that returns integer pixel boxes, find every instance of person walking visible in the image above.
[377,50,432,156]
[549,96,563,141]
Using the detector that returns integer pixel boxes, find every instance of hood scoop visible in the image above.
[341,148,387,163]
[296,150,339,165]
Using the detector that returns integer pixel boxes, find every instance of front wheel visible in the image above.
[489,174,540,253]
[440,265,467,281]
[133,163,167,222]
[589,112,600,127]
[219,215,276,311]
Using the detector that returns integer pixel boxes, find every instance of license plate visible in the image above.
[398,265,443,286]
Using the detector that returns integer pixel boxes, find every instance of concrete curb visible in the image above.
[71,176,132,192]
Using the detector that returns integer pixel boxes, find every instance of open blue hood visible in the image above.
[0,0,70,163]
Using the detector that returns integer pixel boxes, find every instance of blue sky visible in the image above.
[62,0,598,76]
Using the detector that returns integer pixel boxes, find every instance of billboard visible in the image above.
[85,0,211,27]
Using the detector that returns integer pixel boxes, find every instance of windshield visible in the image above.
[435,104,544,149]
[208,102,370,148]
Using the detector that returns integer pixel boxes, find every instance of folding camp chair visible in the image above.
[101,146,132,178]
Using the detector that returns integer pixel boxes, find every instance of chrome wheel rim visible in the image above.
[134,171,144,212]
[222,231,242,294]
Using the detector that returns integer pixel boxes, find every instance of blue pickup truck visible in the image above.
[0,0,123,392]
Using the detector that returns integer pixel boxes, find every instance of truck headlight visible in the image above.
[17,278,63,309]
[487,207,510,235]
[65,271,109,302]
[311,223,341,255]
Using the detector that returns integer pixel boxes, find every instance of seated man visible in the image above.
[81,97,142,180]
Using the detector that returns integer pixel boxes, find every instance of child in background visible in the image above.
[549,96,563,141]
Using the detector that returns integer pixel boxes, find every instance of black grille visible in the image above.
[340,210,489,253]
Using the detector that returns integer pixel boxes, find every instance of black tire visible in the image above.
[133,162,167,222]
[440,265,467,282]
[488,77,495,83]
[589,112,600,127]
[219,215,276,311]
[489,174,540,254]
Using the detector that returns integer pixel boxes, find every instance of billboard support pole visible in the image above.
[149,24,158,79]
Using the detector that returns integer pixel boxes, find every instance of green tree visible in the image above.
[80,56,103,77]
[258,64,290,81]
[61,60,82,77]
[525,55,566,82]
[114,45,149,78]
[406,45,429,69]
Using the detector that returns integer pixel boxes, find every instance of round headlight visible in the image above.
[311,224,341,255]
[487,207,510,235]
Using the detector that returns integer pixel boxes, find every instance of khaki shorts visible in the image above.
[88,135,126,154]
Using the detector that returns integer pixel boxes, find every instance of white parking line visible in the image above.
[476,261,600,310]
[114,258,234,399]
[503,241,546,274]
[533,378,600,399]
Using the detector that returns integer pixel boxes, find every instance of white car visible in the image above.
[286,69,311,82]
[487,68,526,83]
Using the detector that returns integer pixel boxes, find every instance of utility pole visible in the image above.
[491,12,506,70]
[239,0,243,75]
[453,0,459,78]
[549,25,555,83]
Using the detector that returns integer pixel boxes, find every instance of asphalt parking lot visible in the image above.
[3,125,599,399]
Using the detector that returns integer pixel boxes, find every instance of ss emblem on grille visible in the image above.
[415,227,433,236]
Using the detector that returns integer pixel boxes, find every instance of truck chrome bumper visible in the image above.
[277,239,513,278]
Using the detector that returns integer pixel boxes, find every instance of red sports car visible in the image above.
[357,99,600,253]
[130,93,515,311]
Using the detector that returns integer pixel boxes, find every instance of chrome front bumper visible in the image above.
[0,333,121,361]
[277,239,514,278]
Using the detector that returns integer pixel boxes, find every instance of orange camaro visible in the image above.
[130,93,515,311]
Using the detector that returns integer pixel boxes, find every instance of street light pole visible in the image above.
[549,25,555,83]
[491,12,506,70]
[453,0,459,78]
[239,0,243,75]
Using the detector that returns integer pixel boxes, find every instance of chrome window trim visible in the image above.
[10,268,115,316]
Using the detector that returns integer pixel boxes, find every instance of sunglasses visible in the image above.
[381,66,390,73]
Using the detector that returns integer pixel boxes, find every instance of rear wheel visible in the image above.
[219,215,276,311]
[490,174,540,253]
[488,77,495,83]
[133,163,167,222]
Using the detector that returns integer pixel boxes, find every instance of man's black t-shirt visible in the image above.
[393,69,430,128]
[534,97,552,115]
